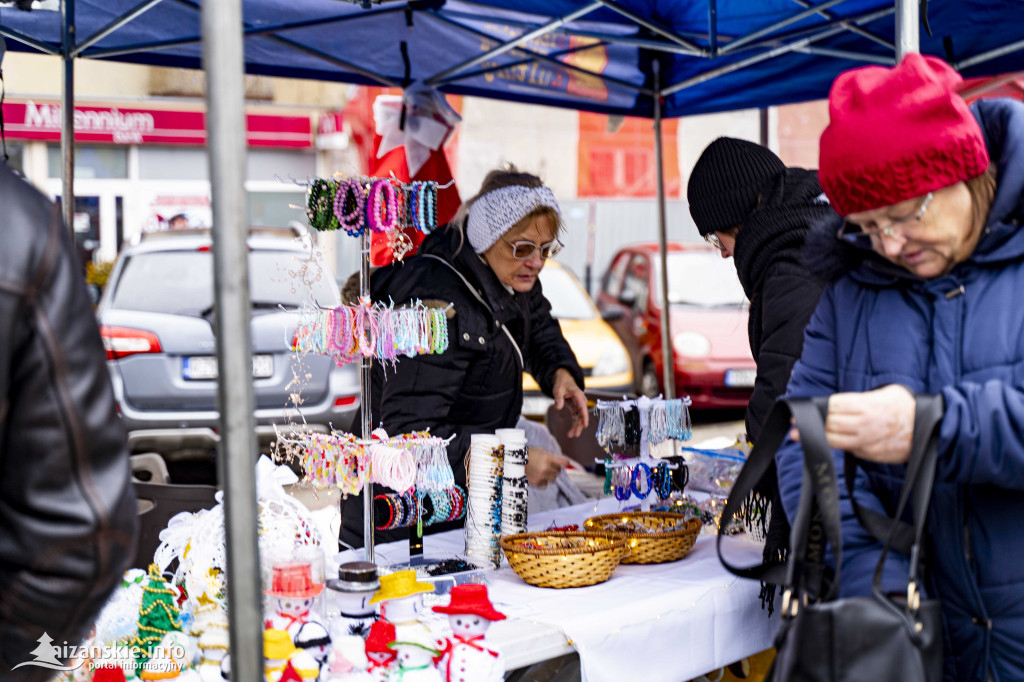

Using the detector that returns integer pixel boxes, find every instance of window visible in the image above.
[47,145,128,179]
[621,255,649,311]
[2,143,26,175]
[109,249,340,316]
[249,191,306,227]
[602,252,630,298]
[538,266,596,320]
[139,147,209,181]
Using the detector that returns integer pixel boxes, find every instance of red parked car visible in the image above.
[595,243,755,409]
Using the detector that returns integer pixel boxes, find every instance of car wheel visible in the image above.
[640,362,660,397]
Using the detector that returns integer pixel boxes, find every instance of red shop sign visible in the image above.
[1,100,313,148]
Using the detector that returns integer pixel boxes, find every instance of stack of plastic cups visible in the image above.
[497,428,529,537]
[464,433,503,568]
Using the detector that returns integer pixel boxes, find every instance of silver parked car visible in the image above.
[98,226,359,462]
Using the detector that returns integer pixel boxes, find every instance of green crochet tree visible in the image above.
[131,564,182,662]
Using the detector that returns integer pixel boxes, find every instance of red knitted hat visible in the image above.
[819,53,990,216]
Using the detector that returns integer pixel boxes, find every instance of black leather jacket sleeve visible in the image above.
[0,167,137,676]
[524,281,584,396]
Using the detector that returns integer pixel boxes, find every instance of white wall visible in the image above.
[454,98,579,200]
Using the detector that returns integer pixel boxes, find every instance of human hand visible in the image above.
[552,368,589,438]
[789,384,915,463]
[525,447,571,488]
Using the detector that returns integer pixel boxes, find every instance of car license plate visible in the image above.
[183,355,274,380]
[724,368,756,387]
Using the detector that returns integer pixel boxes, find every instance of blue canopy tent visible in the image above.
[2,1,1022,676]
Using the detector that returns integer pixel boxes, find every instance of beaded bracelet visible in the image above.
[653,462,673,500]
[367,179,399,233]
[307,178,335,231]
[631,462,653,499]
[334,178,365,236]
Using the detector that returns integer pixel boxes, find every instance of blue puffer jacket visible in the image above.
[777,98,1024,682]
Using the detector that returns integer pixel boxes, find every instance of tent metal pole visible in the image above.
[71,0,165,57]
[595,0,705,54]
[85,35,202,59]
[201,0,264,679]
[425,1,602,86]
[652,61,674,400]
[0,26,61,55]
[708,0,718,56]
[955,38,1024,71]
[60,0,75,238]
[559,30,705,56]
[719,0,847,55]
[662,7,893,96]
[795,45,894,64]
[789,0,893,50]
[894,0,918,62]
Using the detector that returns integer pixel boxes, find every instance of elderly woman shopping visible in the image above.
[340,165,588,547]
[776,53,1024,680]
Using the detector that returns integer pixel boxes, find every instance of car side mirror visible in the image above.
[601,307,624,322]
[618,289,636,306]
[87,283,102,305]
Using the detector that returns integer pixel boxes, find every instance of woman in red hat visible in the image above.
[775,52,1024,680]
[432,585,505,682]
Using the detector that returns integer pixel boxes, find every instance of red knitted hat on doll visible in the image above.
[819,53,990,216]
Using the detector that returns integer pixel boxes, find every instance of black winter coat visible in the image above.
[340,226,584,547]
[731,168,832,613]
[0,162,137,677]
[733,169,830,442]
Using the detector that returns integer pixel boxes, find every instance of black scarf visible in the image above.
[731,168,833,615]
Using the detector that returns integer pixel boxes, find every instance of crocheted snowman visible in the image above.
[364,621,397,681]
[432,585,505,682]
[264,563,325,640]
[321,635,375,682]
[370,570,435,627]
[385,625,441,682]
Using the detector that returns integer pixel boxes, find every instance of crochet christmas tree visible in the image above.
[131,564,182,662]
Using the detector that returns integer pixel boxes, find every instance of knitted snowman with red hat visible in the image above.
[432,585,505,682]
[264,563,325,641]
[364,620,397,681]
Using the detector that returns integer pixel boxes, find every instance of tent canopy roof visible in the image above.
[2,0,1023,117]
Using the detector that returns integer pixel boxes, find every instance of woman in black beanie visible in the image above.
[686,136,835,612]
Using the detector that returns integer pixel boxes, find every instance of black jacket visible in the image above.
[340,226,583,546]
[0,163,137,675]
[731,168,832,613]
[733,169,830,442]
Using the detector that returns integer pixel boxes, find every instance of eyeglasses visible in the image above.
[704,234,725,251]
[503,238,564,260]
[837,192,933,245]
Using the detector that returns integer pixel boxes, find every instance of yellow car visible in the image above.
[522,261,634,417]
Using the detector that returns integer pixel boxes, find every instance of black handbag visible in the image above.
[717,396,945,682]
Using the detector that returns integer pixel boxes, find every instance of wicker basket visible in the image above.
[583,512,701,564]
[499,531,627,588]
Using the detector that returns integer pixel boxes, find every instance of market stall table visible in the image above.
[336,497,778,682]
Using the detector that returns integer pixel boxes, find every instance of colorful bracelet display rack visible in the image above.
[287,427,455,498]
[292,300,449,367]
[594,395,692,511]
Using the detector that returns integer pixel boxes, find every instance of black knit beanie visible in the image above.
[687,137,787,236]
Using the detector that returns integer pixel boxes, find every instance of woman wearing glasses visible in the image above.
[340,165,588,547]
[776,53,1023,680]
[687,137,834,613]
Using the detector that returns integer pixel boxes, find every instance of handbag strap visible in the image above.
[421,253,525,370]
[718,394,944,605]
[868,394,944,601]
[717,398,837,590]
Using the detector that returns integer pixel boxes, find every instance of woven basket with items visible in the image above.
[583,511,701,564]
[499,531,627,588]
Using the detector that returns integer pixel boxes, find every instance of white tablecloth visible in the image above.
[337,497,778,682]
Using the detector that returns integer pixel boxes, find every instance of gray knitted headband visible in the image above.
[466,185,560,254]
